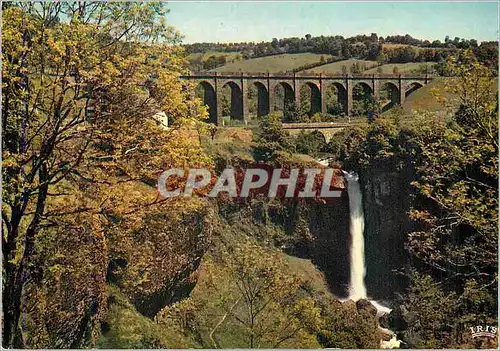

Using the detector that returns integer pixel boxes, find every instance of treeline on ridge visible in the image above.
[185,33,498,72]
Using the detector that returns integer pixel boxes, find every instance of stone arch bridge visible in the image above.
[180,72,433,125]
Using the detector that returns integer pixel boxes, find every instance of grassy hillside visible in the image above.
[381,78,454,120]
[364,62,434,74]
[152,219,332,349]
[302,59,377,74]
[186,51,244,71]
[381,43,423,51]
[203,127,255,162]
[398,78,450,114]
[211,53,333,73]
[187,51,242,63]
[398,77,498,116]
[97,286,197,348]
[382,43,456,52]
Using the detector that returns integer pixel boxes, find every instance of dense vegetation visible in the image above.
[324,51,498,348]
[1,3,380,348]
[2,2,212,347]
[2,2,498,350]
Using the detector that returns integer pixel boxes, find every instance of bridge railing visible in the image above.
[183,71,433,79]
[281,122,354,129]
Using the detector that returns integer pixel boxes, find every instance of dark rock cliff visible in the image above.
[361,169,413,301]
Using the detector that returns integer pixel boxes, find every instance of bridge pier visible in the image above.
[183,72,431,125]
[346,79,353,117]
[293,73,301,111]
[372,76,380,102]
[268,73,275,114]
[398,77,406,106]
[320,74,327,114]
[241,75,249,123]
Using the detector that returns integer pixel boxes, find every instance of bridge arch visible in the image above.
[325,82,348,116]
[251,81,269,117]
[273,81,295,117]
[218,79,243,92]
[183,74,434,122]
[196,81,217,124]
[312,129,327,145]
[405,82,424,98]
[352,82,374,116]
[299,82,321,116]
[221,81,244,121]
[380,82,400,112]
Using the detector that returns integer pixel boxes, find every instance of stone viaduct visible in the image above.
[180,72,433,125]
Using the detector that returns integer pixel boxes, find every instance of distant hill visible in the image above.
[186,51,244,71]
[209,53,333,73]
[301,59,377,74]
[187,51,242,62]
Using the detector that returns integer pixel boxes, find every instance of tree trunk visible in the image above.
[2,165,49,348]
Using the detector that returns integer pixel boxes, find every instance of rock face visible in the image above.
[356,298,378,317]
[307,192,351,298]
[285,166,411,301]
[361,169,413,300]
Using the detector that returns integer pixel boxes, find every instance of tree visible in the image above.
[403,51,498,348]
[283,100,308,123]
[400,273,458,348]
[476,41,498,72]
[216,55,227,67]
[294,131,327,157]
[376,52,389,66]
[271,38,279,50]
[253,113,295,162]
[2,3,210,347]
[350,62,362,74]
[408,51,498,282]
[203,55,218,70]
[316,298,381,348]
[202,240,321,348]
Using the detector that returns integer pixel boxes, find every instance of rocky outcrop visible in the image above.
[361,169,413,300]
[305,191,351,298]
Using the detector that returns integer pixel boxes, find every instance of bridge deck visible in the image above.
[181,72,433,80]
[281,122,355,129]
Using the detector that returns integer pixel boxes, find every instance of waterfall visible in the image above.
[343,171,401,349]
[344,171,367,300]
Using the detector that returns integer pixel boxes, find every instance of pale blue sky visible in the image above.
[165,1,499,43]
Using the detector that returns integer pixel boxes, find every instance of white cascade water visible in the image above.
[343,171,401,349]
[344,171,367,300]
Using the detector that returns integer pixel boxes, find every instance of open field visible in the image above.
[398,77,450,114]
[382,43,420,50]
[301,59,377,74]
[210,53,333,73]
[364,62,435,74]
[382,43,456,52]
[387,77,492,119]
[186,51,243,63]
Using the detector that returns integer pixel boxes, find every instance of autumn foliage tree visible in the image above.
[197,240,322,348]
[2,2,211,347]
[402,51,498,347]
[326,50,498,348]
